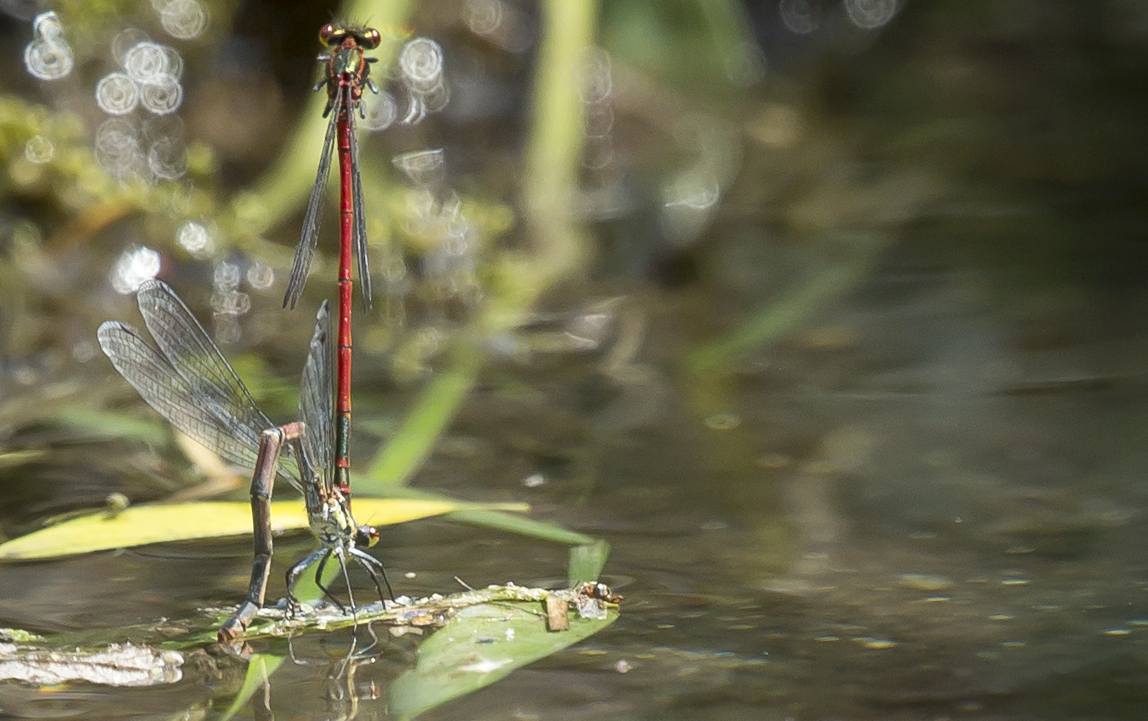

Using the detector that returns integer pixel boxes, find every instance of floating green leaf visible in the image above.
[0,498,528,561]
[181,586,614,648]
[388,601,617,720]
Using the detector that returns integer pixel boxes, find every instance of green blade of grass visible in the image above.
[568,539,611,586]
[354,482,598,546]
[363,342,484,489]
[219,654,284,721]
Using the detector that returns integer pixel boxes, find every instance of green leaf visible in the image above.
[0,498,527,561]
[568,539,610,586]
[356,483,598,546]
[56,408,170,445]
[446,507,597,546]
[388,601,617,720]
[219,654,284,721]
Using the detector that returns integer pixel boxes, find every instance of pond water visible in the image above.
[2,235,1146,719]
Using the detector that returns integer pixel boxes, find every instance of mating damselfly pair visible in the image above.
[99,24,389,642]
[100,281,391,641]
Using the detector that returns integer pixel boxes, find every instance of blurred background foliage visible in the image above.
[0,0,1142,546]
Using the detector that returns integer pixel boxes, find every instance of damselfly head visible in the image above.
[320,23,382,50]
[355,524,381,548]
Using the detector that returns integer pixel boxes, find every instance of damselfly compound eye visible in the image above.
[319,23,338,45]
[357,525,381,548]
[361,27,382,49]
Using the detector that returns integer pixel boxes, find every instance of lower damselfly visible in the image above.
[98,279,392,642]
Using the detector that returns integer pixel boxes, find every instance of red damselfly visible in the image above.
[98,280,392,642]
[284,23,382,512]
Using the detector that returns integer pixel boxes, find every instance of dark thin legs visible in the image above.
[284,547,390,614]
[349,547,394,601]
[286,547,333,610]
[217,419,391,644]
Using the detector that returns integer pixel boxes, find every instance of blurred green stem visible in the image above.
[682,234,886,575]
[364,337,483,486]
[521,0,598,288]
[364,0,599,488]
[685,234,885,375]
